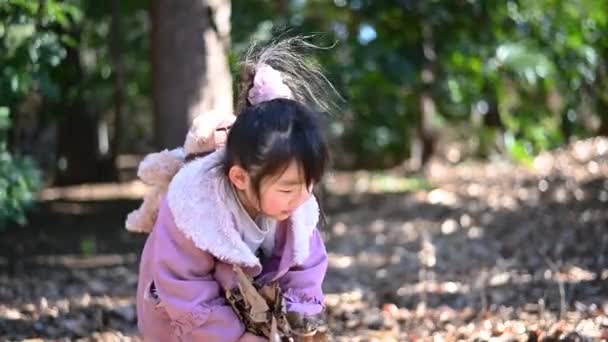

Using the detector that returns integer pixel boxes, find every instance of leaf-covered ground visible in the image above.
[1,138,607,341]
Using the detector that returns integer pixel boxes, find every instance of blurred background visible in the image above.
[1,0,607,341]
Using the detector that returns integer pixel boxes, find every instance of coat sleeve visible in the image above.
[150,199,245,341]
[279,228,328,316]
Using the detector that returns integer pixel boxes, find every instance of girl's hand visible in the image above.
[238,332,268,342]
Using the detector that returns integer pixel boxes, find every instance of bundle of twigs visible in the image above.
[225,266,330,342]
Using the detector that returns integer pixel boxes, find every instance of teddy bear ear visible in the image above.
[184,110,236,155]
[218,114,236,128]
[213,129,230,149]
[190,110,231,142]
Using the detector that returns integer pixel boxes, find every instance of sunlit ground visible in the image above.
[1,138,607,341]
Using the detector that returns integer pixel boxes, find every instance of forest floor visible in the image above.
[0,137,607,341]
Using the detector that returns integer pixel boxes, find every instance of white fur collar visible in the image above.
[167,149,320,268]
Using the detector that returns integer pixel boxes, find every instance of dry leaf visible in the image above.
[234,265,270,323]
[226,266,330,341]
[270,316,281,342]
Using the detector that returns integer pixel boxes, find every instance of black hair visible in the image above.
[223,98,329,197]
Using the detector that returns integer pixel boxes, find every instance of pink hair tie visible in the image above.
[247,64,293,105]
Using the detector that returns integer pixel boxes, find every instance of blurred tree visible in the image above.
[53,0,151,184]
[3,0,607,192]
[151,0,233,149]
[1,0,152,185]
[0,0,64,224]
[231,0,608,169]
[110,0,124,168]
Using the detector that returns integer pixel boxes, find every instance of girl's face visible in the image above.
[258,160,313,221]
[230,160,313,221]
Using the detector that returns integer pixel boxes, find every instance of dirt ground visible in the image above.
[1,137,607,341]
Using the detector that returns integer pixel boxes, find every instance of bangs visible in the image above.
[224,98,330,197]
[254,118,328,188]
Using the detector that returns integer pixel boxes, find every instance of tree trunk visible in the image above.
[54,12,119,185]
[598,99,608,136]
[595,44,608,137]
[478,81,503,157]
[110,0,124,162]
[151,0,233,150]
[54,37,107,185]
[56,110,100,185]
[410,90,438,171]
[409,21,438,171]
[276,0,289,25]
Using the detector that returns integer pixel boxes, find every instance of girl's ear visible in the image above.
[228,165,250,191]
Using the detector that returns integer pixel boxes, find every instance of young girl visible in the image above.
[136,38,338,342]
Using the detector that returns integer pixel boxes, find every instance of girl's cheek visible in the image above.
[270,194,286,211]
[299,190,312,205]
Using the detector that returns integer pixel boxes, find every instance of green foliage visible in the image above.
[0,145,41,227]
[2,0,607,180]
[0,107,41,228]
[0,0,82,106]
[0,1,80,226]
[73,1,152,151]
[232,0,608,167]
[80,236,97,255]
[1,0,151,144]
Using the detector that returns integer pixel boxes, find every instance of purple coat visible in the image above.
[136,150,328,342]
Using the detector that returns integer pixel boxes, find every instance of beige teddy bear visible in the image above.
[125,110,235,233]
